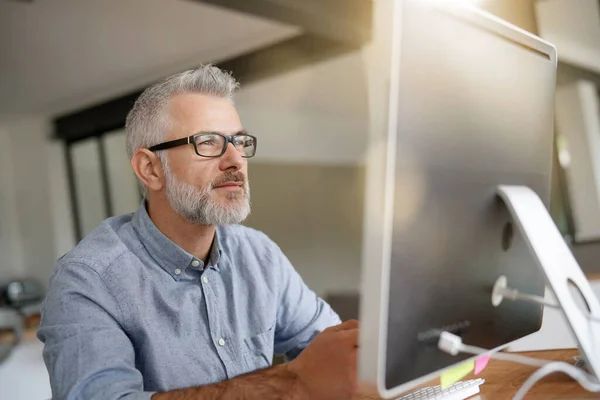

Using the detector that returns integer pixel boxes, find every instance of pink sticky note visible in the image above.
[474,355,491,375]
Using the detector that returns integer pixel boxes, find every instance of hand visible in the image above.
[288,320,359,400]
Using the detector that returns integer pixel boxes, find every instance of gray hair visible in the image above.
[125,65,239,195]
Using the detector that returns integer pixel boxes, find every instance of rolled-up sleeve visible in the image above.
[37,261,155,400]
[272,248,342,360]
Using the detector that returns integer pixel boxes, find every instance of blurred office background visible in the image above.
[1,0,600,398]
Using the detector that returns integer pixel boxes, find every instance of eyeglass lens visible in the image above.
[194,134,256,157]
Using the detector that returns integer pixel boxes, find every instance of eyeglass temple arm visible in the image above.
[148,137,191,152]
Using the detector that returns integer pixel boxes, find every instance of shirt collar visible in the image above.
[132,202,222,279]
[208,232,222,268]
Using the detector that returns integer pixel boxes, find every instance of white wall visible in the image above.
[245,163,364,298]
[555,81,600,241]
[71,138,108,237]
[236,49,369,165]
[535,0,600,73]
[0,126,24,282]
[103,131,140,216]
[235,50,369,295]
[239,104,368,165]
[0,116,74,285]
[46,141,76,261]
[0,117,60,286]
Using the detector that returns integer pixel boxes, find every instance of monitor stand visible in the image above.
[494,185,600,380]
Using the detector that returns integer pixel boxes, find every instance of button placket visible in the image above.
[201,271,230,377]
[202,270,238,378]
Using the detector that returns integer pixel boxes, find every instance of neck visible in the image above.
[146,195,215,263]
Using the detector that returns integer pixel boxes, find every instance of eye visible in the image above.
[199,139,216,146]
[234,136,253,147]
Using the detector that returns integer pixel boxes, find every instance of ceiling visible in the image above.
[0,0,371,164]
[0,0,299,117]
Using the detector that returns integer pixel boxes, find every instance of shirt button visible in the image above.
[218,338,225,347]
[202,276,208,284]
[191,260,200,267]
[174,269,181,275]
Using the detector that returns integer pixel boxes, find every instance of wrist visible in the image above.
[284,362,311,400]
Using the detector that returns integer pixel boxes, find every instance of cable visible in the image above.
[458,343,548,368]
[438,332,548,367]
[438,332,600,399]
[586,313,600,324]
[496,286,561,310]
[513,361,600,400]
[494,283,600,324]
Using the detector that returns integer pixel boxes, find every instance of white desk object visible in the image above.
[0,338,51,400]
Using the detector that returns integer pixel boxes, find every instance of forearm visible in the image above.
[151,364,306,400]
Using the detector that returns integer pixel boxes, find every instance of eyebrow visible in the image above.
[197,129,249,136]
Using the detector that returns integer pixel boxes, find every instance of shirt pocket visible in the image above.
[242,324,275,372]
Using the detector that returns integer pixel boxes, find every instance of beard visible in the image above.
[163,166,251,226]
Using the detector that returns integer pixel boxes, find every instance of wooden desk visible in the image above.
[357,349,600,400]
[474,349,598,399]
[588,273,600,282]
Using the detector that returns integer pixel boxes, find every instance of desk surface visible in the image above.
[588,273,600,281]
[358,349,600,400]
[474,349,598,399]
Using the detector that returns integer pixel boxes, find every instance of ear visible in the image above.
[131,149,165,193]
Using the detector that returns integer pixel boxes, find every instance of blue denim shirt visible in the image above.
[38,203,341,400]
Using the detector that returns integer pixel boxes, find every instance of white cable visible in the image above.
[498,287,561,310]
[438,332,600,399]
[513,361,600,400]
[586,313,600,323]
[458,343,548,367]
[438,332,548,367]
[498,285,600,323]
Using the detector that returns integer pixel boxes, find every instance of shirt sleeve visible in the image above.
[37,261,156,400]
[272,247,342,360]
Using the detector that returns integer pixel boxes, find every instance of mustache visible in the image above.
[210,171,246,188]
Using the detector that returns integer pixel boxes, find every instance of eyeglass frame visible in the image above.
[147,132,257,158]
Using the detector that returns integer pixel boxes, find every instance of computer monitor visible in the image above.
[359,1,557,397]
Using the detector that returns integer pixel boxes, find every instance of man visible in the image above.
[38,65,361,400]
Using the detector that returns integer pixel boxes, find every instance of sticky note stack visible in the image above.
[440,361,475,389]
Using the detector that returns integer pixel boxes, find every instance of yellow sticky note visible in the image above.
[440,360,475,389]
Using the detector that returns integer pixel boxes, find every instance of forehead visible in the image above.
[166,93,242,139]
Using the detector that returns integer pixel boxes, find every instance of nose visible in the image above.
[219,142,244,171]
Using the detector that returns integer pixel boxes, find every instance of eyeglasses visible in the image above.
[148,132,257,158]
